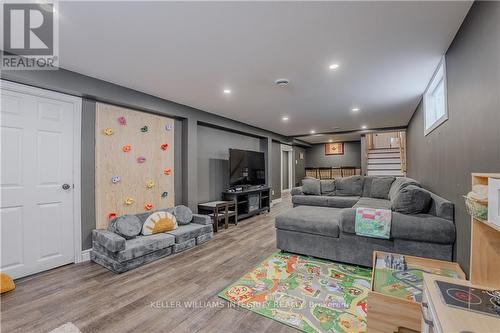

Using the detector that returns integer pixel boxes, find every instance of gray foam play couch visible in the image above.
[276,176,455,267]
[91,207,213,273]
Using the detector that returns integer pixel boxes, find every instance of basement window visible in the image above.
[424,56,448,135]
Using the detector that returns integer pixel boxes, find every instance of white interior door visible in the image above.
[1,81,81,279]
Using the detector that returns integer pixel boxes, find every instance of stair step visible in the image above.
[368,164,401,170]
[368,152,400,159]
[368,158,401,164]
[368,148,400,154]
[367,170,405,176]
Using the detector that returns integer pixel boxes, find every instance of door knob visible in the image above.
[62,184,71,190]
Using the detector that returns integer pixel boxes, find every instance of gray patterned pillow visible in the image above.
[108,215,142,239]
[173,205,193,225]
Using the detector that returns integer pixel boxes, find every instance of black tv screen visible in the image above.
[229,149,266,186]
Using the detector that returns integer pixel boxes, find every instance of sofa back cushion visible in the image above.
[370,177,395,199]
[388,177,421,201]
[142,211,178,235]
[320,180,336,195]
[108,215,143,239]
[391,185,431,214]
[335,176,364,196]
[362,176,375,197]
[302,178,321,195]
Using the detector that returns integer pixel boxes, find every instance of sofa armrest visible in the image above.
[291,186,303,196]
[391,212,455,244]
[339,208,357,234]
[192,214,212,225]
[92,229,126,252]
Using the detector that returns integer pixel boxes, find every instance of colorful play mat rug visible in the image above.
[218,252,372,333]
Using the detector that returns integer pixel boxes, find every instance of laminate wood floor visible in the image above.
[1,200,297,333]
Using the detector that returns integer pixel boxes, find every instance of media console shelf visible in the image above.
[222,187,271,220]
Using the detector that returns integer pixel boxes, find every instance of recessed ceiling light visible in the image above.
[361,125,367,130]
[282,116,289,121]
[329,63,340,70]
[310,130,316,134]
[328,139,333,143]
[352,107,360,112]
[223,89,231,94]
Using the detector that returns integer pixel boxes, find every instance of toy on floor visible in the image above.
[0,273,15,293]
[385,254,407,270]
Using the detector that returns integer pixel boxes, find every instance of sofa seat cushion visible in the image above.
[340,209,455,244]
[391,212,455,244]
[327,196,360,208]
[165,224,213,243]
[94,233,175,263]
[275,206,341,238]
[353,197,392,210]
[292,195,329,207]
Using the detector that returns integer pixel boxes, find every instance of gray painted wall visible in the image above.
[406,1,500,275]
[293,146,306,186]
[196,125,262,203]
[81,99,96,250]
[305,142,361,168]
[272,141,281,200]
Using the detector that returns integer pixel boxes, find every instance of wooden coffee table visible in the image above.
[366,251,465,333]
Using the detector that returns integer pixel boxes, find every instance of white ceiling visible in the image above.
[55,1,471,136]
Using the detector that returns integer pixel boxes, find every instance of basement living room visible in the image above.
[1,1,499,333]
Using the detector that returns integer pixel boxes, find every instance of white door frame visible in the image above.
[1,80,83,263]
[280,144,293,193]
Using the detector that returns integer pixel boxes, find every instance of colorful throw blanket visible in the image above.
[355,207,392,239]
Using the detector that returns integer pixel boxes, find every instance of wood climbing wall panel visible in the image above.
[95,102,175,229]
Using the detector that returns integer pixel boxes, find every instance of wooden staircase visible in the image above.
[367,148,405,176]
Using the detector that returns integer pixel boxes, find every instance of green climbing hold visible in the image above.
[140,126,148,132]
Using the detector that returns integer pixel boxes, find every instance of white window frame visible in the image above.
[423,56,448,136]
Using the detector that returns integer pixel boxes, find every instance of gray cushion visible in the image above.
[165,223,213,243]
[388,177,421,201]
[291,187,304,196]
[426,190,454,220]
[93,233,175,263]
[362,176,375,197]
[392,185,431,214]
[302,178,321,195]
[173,205,193,225]
[370,177,395,199]
[108,215,142,239]
[320,180,336,195]
[391,212,455,244]
[92,229,126,252]
[339,208,359,234]
[275,206,341,238]
[327,196,360,208]
[335,176,364,196]
[354,197,392,210]
[292,195,329,207]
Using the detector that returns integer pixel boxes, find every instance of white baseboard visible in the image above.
[80,249,91,262]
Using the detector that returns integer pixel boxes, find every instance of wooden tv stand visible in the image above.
[222,187,270,221]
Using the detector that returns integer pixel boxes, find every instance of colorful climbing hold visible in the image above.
[103,128,114,136]
[137,156,146,163]
[117,116,127,125]
[144,203,154,210]
[122,144,132,152]
[146,180,155,189]
[108,212,117,220]
[140,126,148,133]
[161,192,168,198]
[160,143,169,151]
[124,197,135,205]
[163,168,172,175]
[111,175,121,183]
[165,124,174,131]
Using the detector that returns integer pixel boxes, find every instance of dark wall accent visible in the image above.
[406,1,500,275]
[293,146,306,186]
[81,99,96,250]
[272,141,281,200]
[196,124,262,203]
[305,142,361,168]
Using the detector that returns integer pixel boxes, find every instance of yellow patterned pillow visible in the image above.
[142,211,178,235]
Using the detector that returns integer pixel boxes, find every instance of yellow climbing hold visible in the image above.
[124,197,135,205]
[104,128,114,136]
[146,180,155,189]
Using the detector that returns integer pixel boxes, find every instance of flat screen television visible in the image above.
[229,149,266,186]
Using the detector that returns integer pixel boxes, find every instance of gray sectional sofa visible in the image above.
[91,207,213,273]
[276,176,455,267]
